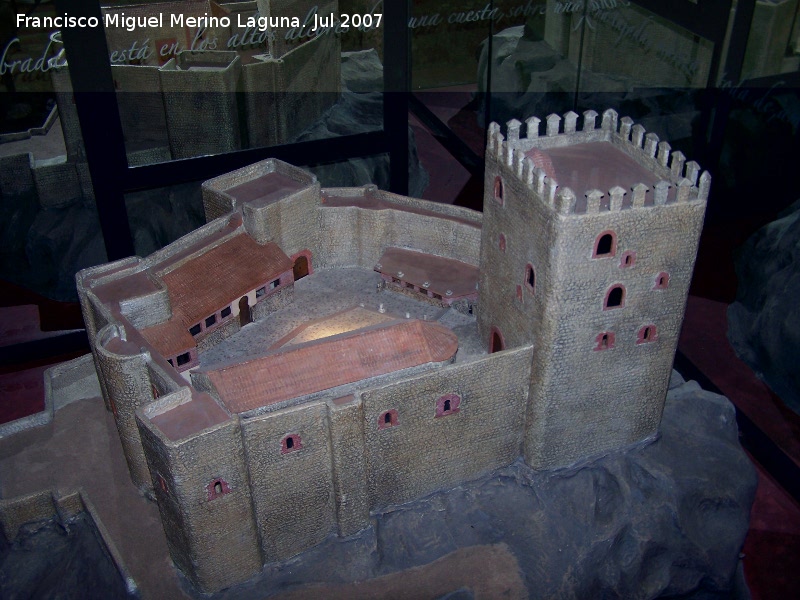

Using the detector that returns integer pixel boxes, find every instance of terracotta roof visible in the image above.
[139,320,194,359]
[140,233,291,358]
[526,141,660,197]
[376,247,479,299]
[149,392,231,442]
[202,319,458,413]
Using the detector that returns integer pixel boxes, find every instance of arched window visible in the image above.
[525,264,535,294]
[281,434,302,454]
[594,332,615,351]
[637,325,658,344]
[654,272,670,290]
[493,176,504,205]
[604,285,625,310]
[593,231,617,258]
[620,251,636,268]
[498,233,507,252]
[489,327,505,353]
[378,409,399,430]
[436,394,461,418]
[206,478,230,501]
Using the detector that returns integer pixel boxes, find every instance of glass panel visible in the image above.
[574,2,716,154]
[742,0,800,81]
[92,0,385,165]
[1,4,106,303]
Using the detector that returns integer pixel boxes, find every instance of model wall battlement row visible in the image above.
[487,109,711,216]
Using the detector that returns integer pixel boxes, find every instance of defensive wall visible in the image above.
[135,344,533,591]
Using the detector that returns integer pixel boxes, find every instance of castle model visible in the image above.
[77,109,710,593]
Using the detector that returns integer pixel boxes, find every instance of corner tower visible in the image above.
[478,109,710,469]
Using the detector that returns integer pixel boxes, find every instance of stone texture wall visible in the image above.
[251,284,295,321]
[241,401,337,563]
[317,205,482,271]
[138,396,261,593]
[159,52,242,159]
[361,347,533,509]
[118,285,171,330]
[477,153,558,351]
[94,325,154,491]
[327,396,370,537]
[525,197,706,468]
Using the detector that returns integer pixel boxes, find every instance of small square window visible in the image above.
[221,306,232,319]
[256,287,266,298]
[206,478,230,501]
[379,409,399,430]
[189,323,201,336]
[594,332,616,351]
[177,352,191,366]
[435,394,461,417]
[281,434,302,454]
[205,314,216,328]
[269,278,280,289]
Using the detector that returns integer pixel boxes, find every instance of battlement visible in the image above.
[487,109,711,217]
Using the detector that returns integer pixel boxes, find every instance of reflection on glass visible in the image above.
[0,2,105,301]
[742,0,800,81]
[98,0,356,163]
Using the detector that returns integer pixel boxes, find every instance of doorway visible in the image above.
[239,296,251,327]
[490,327,505,354]
[293,255,310,280]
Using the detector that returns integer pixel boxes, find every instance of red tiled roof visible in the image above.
[203,319,458,413]
[526,142,660,196]
[149,392,230,442]
[141,234,291,357]
[376,247,479,299]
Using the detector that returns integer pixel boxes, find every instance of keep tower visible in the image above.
[477,109,710,469]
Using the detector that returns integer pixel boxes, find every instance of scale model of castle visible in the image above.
[77,109,710,593]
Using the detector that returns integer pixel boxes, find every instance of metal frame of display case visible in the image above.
[53,0,411,262]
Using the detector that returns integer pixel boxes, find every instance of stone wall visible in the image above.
[317,203,482,271]
[138,394,261,591]
[525,194,706,468]
[241,401,337,563]
[94,325,154,491]
[362,347,533,508]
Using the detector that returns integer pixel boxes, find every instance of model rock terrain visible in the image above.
[0,511,132,599]
[205,373,756,600]
[728,199,800,413]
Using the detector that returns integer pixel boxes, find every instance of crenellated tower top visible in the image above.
[486,108,711,216]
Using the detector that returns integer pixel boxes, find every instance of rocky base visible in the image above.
[0,512,132,599]
[728,199,800,414]
[203,372,756,599]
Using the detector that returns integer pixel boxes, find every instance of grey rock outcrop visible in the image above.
[728,199,800,413]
